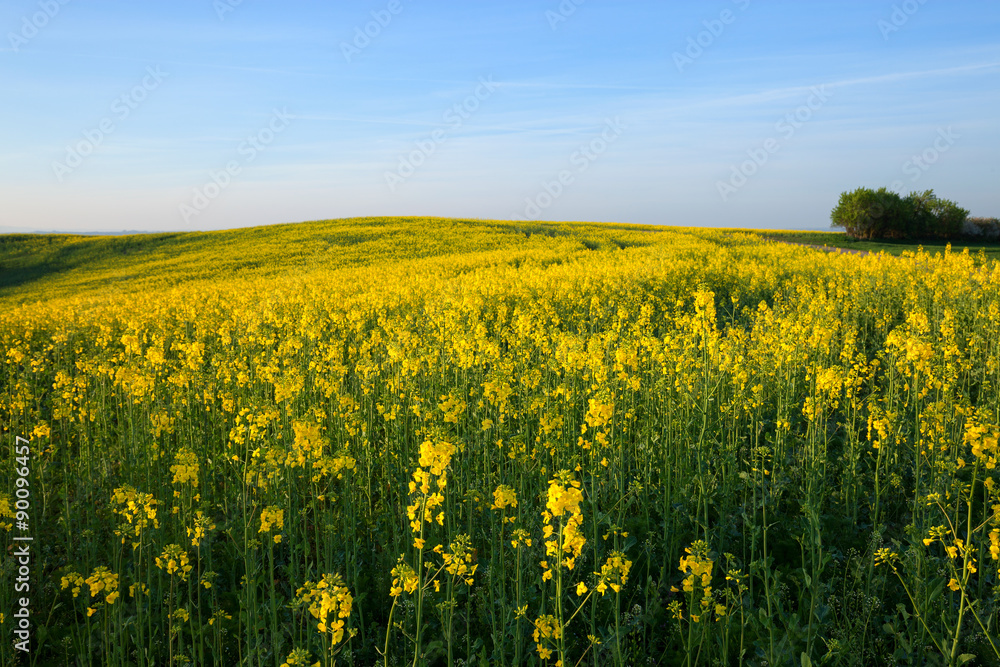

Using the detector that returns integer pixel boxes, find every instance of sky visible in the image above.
[1,0,998,233]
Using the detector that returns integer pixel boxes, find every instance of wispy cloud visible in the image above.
[657,60,1000,115]
[827,60,1000,89]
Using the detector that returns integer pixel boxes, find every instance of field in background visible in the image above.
[0,218,649,302]
[2,218,1000,666]
[754,228,1000,262]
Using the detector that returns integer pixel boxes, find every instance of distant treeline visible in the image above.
[831,187,998,241]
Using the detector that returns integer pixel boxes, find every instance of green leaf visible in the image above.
[801,652,814,667]
[958,655,976,665]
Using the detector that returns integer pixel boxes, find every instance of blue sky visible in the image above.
[1,0,998,232]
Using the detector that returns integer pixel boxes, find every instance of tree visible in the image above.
[901,190,937,238]
[831,187,905,240]
[832,187,970,240]
[928,196,969,239]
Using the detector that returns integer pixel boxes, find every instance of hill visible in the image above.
[0,217,666,304]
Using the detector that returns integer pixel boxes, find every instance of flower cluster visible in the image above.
[170,447,199,487]
[294,573,356,648]
[532,614,561,661]
[389,558,418,597]
[965,420,999,468]
[110,486,159,548]
[288,421,324,468]
[85,566,120,615]
[438,392,466,423]
[595,551,632,596]
[491,484,517,512]
[673,541,722,623]
[156,544,193,581]
[406,438,456,537]
[259,506,284,543]
[434,533,478,586]
[85,566,120,604]
[280,648,317,667]
[874,547,899,567]
[0,494,14,532]
[418,437,456,476]
[311,452,356,482]
[62,567,119,617]
[541,470,585,579]
[511,528,532,549]
[187,510,216,548]
[61,571,85,597]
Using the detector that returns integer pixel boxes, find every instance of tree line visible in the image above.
[831,187,998,241]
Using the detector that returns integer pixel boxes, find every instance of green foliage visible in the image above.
[830,187,905,240]
[964,217,1000,241]
[927,195,970,239]
[832,188,971,241]
[901,190,937,238]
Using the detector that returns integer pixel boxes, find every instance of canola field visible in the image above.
[2,218,1000,666]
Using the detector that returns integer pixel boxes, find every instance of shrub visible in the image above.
[831,187,908,240]
[901,190,937,239]
[833,188,973,241]
[963,217,1000,241]
[928,197,970,239]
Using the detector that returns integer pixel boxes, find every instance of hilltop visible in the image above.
[0,217,663,305]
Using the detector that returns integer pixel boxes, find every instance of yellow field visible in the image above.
[1,218,999,665]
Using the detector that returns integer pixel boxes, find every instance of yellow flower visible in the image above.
[596,552,631,596]
[259,506,285,534]
[61,571,84,598]
[110,486,158,546]
[170,447,200,487]
[187,511,216,548]
[281,648,315,667]
[79,566,120,607]
[533,614,561,660]
[155,545,193,581]
[541,471,586,573]
[293,573,355,647]
[511,528,532,549]
[390,558,418,597]
[874,548,898,567]
[576,581,588,596]
[491,485,517,511]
